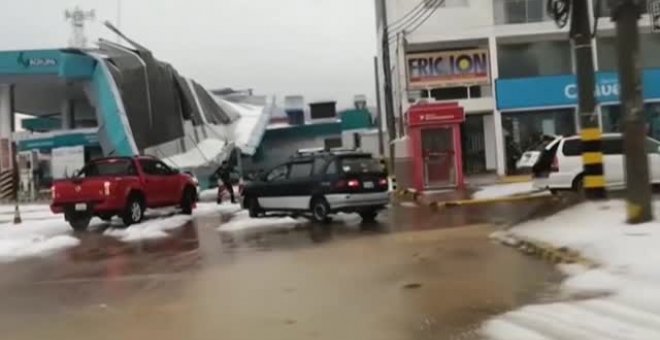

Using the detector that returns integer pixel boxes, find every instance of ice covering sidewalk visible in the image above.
[0,202,239,263]
[472,182,539,200]
[483,200,660,339]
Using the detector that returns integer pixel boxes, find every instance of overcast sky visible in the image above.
[1,0,378,109]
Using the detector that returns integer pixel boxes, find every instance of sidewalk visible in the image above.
[0,202,242,263]
[396,180,544,206]
[483,200,660,339]
[0,204,57,224]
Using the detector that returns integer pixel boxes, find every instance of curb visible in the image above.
[393,188,420,202]
[492,232,597,267]
[394,188,555,208]
[498,175,532,184]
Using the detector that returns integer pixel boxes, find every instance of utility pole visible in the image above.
[610,0,653,223]
[380,0,397,174]
[11,141,21,224]
[8,87,20,224]
[549,0,607,199]
[572,0,607,200]
[374,56,385,157]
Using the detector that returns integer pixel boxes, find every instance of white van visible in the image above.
[532,133,660,191]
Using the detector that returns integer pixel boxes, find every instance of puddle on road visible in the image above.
[0,203,567,340]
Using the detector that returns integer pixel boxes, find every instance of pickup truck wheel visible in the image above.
[68,213,91,232]
[122,196,144,226]
[181,187,195,215]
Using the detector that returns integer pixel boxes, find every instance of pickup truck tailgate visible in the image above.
[53,178,111,204]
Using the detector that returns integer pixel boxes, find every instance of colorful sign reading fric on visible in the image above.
[406,49,490,89]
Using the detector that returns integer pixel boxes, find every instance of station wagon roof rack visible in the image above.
[291,147,366,159]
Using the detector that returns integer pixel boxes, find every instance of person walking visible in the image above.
[215,161,236,204]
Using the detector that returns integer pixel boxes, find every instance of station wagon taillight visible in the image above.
[347,179,360,188]
[103,181,111,196]
[379,178,388,186]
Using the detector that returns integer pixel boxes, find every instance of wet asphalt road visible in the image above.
[0,197,571,340]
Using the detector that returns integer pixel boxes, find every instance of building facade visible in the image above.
[376,0,660,177]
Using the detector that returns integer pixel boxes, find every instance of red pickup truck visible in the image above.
[51,156,198,231]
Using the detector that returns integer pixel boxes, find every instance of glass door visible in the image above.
[422,127,456,188]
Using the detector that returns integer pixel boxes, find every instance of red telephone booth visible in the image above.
[407,102,465,191]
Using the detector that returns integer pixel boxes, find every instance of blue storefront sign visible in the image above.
[496,69,660,110]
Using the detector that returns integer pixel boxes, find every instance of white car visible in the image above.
[532,133,660,192]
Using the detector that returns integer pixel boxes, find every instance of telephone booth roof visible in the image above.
[407,102,465,127]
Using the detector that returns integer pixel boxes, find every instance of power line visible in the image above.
[386,0,427,30]
[388,0,443,41]
[405,0,444,35]
[388,0,437,37]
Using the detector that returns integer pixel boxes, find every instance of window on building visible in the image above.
[461,115,487,174]
[324,137,342,149]
[468,86,482,98]
[502,108,577,173]
[353,133,362,149]
[498,41,572,78]
[426,87,467,100]
[595,0,648,17]
[494,0,548,24]
[423,85,485,101]
[289,162,313,179]
[602,104,660,141]
[597,34,660,72]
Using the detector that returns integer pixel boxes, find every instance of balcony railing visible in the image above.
[494,0,551,25]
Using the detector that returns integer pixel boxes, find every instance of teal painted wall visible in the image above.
[262,122,342,140]
[18,132,99,152]
[21,117,61,131]
[340,109,373,130]
[59,53,95,79]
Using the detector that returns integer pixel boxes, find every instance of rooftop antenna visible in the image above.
[64,6,95,48]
